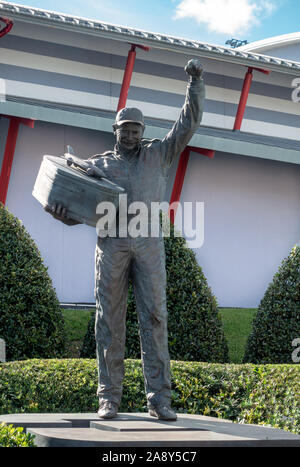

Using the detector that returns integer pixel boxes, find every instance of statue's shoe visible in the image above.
[149,405,177,421]
[98,401,118,419]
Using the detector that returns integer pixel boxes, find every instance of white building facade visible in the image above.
[0,2,299,307]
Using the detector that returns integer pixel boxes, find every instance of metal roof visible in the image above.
[239,32,300,53]
[1,1,300,76]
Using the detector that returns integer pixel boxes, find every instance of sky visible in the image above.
[2,0,300,47]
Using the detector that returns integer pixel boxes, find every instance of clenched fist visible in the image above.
[185,59,204,80]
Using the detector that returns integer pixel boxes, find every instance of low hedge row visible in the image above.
[0,359,299,435]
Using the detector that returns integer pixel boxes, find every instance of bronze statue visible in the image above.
[45,59,205,421]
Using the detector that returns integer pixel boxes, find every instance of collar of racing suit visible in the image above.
[114,143,141,161]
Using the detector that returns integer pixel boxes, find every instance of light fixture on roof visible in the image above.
[226,38,248,48]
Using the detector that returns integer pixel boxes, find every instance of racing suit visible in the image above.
[89,76,205,409]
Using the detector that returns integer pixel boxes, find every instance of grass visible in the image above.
[61,308,93,358]
[62,307,257,363]
[219,308,256,363]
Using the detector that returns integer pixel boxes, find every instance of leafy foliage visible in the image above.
[0,422,36,447]
[0,205,66,360]
[244,245,300,364]
[0,359,299,434]
[81,217,228,362]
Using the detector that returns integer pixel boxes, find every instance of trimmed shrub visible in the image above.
[163,221,228,362]
[0,422,35,447]
[0,359,299,434]
[0,205,66,360]
[244,245,300,364]
[81,218,228,362]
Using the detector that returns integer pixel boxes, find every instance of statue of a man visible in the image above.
[46,59,205,421]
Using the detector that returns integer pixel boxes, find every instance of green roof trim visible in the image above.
[1,99,299,165]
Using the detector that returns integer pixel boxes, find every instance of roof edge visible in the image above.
[239,32,300,53]
[1,1,300,75]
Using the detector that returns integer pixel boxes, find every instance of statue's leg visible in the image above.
[95,237,131,407]
[131,237,172,409]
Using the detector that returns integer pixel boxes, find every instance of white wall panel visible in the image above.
[177,150,300,307]
[240,118,300,140]
[4,79,114,111]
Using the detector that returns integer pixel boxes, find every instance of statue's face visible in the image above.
[114,122,144,151]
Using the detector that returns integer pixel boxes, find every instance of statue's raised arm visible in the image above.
[160,59,205,169]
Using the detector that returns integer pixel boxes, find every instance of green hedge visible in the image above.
[0,205,66,360]
[0,359,299,435]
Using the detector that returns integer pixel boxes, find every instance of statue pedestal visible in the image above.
[1,412,299,447]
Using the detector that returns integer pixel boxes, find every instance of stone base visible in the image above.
[1,412,299,447]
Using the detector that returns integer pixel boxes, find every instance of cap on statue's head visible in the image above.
[114,107,145,128]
